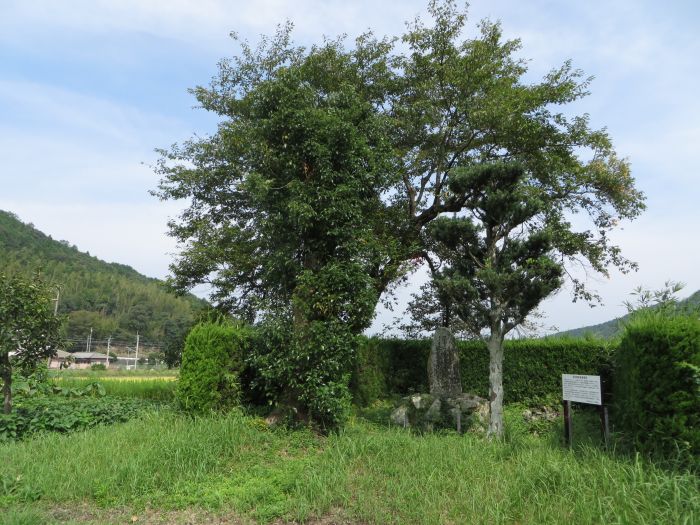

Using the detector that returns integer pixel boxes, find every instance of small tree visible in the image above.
[176,320,250,413]
[424,163,640,437]
[0,273,64,413]
[162,317,193,368]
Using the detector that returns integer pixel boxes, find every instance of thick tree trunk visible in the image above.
[487,331,505,438]
[1,353,11,415]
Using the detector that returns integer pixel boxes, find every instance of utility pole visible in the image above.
[86,328,93,352]
[53,289,60,316]
[135,332,139,370]
[106,336,111,368]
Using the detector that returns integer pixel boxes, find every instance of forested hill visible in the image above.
[0,210,206,345]
[557,289,700,339]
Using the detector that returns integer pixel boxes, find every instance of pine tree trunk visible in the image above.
[487,331,505,438]
[1,352,11,415]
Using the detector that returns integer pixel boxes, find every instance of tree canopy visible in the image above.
[154,0,645,428]
[422,163,570,435]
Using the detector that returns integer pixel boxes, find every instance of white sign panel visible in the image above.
[562,374,602,405]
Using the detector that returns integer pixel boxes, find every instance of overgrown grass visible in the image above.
[1,406,697,524]
[53,377,176,401]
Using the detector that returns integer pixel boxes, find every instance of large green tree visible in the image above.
[155,1,644,427]
[0,273,64,414]
[154,33,402,428]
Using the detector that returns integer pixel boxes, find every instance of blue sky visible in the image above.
[1,0,698,334]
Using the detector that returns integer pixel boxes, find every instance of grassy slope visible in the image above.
[1,407,698,524]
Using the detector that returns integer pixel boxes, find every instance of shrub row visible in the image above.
[613,311,699,470]
[351,336,613,405]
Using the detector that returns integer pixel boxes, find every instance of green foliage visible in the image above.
[248,318,356,430]
[162,317,194,368]
[427,164,564,336]
[350,337,612,405]
[152,1,644,430]
[613,311,700,470]
[0,273,65,414]
[0,210,205,344]
[176,320,249,413]
[0,396,152,442]
[458,338,613,404]
[349,337,388,406]
[53,377,175,402]
[155,32,402,429]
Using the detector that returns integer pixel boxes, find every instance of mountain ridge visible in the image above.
[0,209,205,347]
[556,289,700,339]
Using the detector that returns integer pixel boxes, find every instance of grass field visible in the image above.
[53,377,176,402]
[50,370,178,402]
[50,368,178,378]
[1,404,698,525]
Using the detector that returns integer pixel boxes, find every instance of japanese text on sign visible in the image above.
[562,374,601,405]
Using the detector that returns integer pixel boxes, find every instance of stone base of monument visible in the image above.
[389,392,489,433]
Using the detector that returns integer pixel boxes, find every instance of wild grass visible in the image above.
[1,406,697,524]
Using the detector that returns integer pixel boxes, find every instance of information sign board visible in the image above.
[562,374,601,405]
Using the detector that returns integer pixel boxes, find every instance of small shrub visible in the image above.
[176,320,250,413]
[614,311,700,469]
[90,363,107,371]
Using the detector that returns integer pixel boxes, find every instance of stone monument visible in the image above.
[428,326,462,397]
[389,326,489,433]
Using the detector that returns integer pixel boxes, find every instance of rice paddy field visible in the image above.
[50,370,177,402]
[0,369,697,524]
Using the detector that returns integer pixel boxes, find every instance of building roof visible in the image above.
[71,352,109,359]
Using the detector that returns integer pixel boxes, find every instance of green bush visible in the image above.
[350,337,388,405]
[248,318,356,431]
[614,312,700,469]
[176,320,250,413]
[351,336,612,405]
[0,396,153,442]
[90,363,107,371]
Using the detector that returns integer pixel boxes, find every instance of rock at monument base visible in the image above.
[390,405,410,427]
[389,392,489,433]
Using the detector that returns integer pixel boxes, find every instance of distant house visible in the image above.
[48,349,71,369]
[49,350,110,369]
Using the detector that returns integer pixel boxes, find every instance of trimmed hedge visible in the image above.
[351,337,613,405]
[176,320,250,413]
[614,312,700,470]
